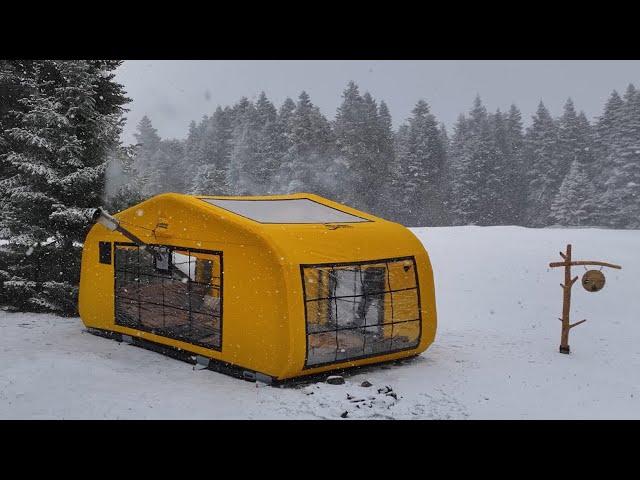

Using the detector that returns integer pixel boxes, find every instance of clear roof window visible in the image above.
[200,198,370,224]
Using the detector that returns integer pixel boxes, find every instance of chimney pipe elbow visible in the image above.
[93,207,119,232]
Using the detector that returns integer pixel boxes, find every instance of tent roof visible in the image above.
[105,192,419,265]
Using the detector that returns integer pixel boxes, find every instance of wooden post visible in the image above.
[549,245,620,354]
[559,244,578,354]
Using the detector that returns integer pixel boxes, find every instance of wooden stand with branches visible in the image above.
[549,244,622,354]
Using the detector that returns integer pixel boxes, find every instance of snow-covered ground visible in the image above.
[1,226,638,419]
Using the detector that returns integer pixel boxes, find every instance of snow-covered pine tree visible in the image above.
[557,99,588,178]
[181,120,204,187]
[278,97,296,122]
[438,123,450,156]
[131,115,161,196]
[275,91,337,197]
[0,61,36,298]
[436,123,452,220]
[252,92,284,193]
[255,91,276,125]
[449,97,502,225]
[393,100,448,226]
[0,60,129,314]
[185,119,202,160]
[229,96,252,130]
[0,61,37,238]
[391,119,419,226]
[134,115,161,158]
[157,138,187,193]
[593,90,625,169]
[187,115,209,166]
[333,82,385,212]
[202,97,258,195]
[190,107,233,195]
[504,104,527,224]
[267,97,296,194]
[145,151,170,196]
[227,100,260,194]
[591,90,625,224]
[523,101,560,226]
[599,84,640,228]
[226,94,289,195]
[550,154,598,226]
[387,123,410,221]
[191,161,228,196]
[490,108,513,223]
[550,105,595,226]
[472,100,503,225]
[364,92,392,215]
[447,114,472,225]
[103,143,145,213]
[374,100,396,219]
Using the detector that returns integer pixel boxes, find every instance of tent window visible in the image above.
[99,241,112,265]
[114,243,223,351]
[302,257,421,368]
[200,198,370,224]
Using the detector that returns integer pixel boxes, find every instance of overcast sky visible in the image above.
[115,60,640,144]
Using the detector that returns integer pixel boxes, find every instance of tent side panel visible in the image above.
[79,227,117,331]
[219,243,290,377]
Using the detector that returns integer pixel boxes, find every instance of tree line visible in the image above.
[1,60,639,316]
[121,81,640,229]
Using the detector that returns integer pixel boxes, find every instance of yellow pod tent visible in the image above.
[79,192,437,381]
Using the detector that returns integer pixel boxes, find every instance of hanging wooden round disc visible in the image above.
[582,269,606,292]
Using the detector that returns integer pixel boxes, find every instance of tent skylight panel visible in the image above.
[200,198,370,224]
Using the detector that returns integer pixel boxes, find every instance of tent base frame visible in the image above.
[86,327,421,387]
[86,327,275,384]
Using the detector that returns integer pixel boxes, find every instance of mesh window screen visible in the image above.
[114,243,222,351]
[302,257,421,367]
